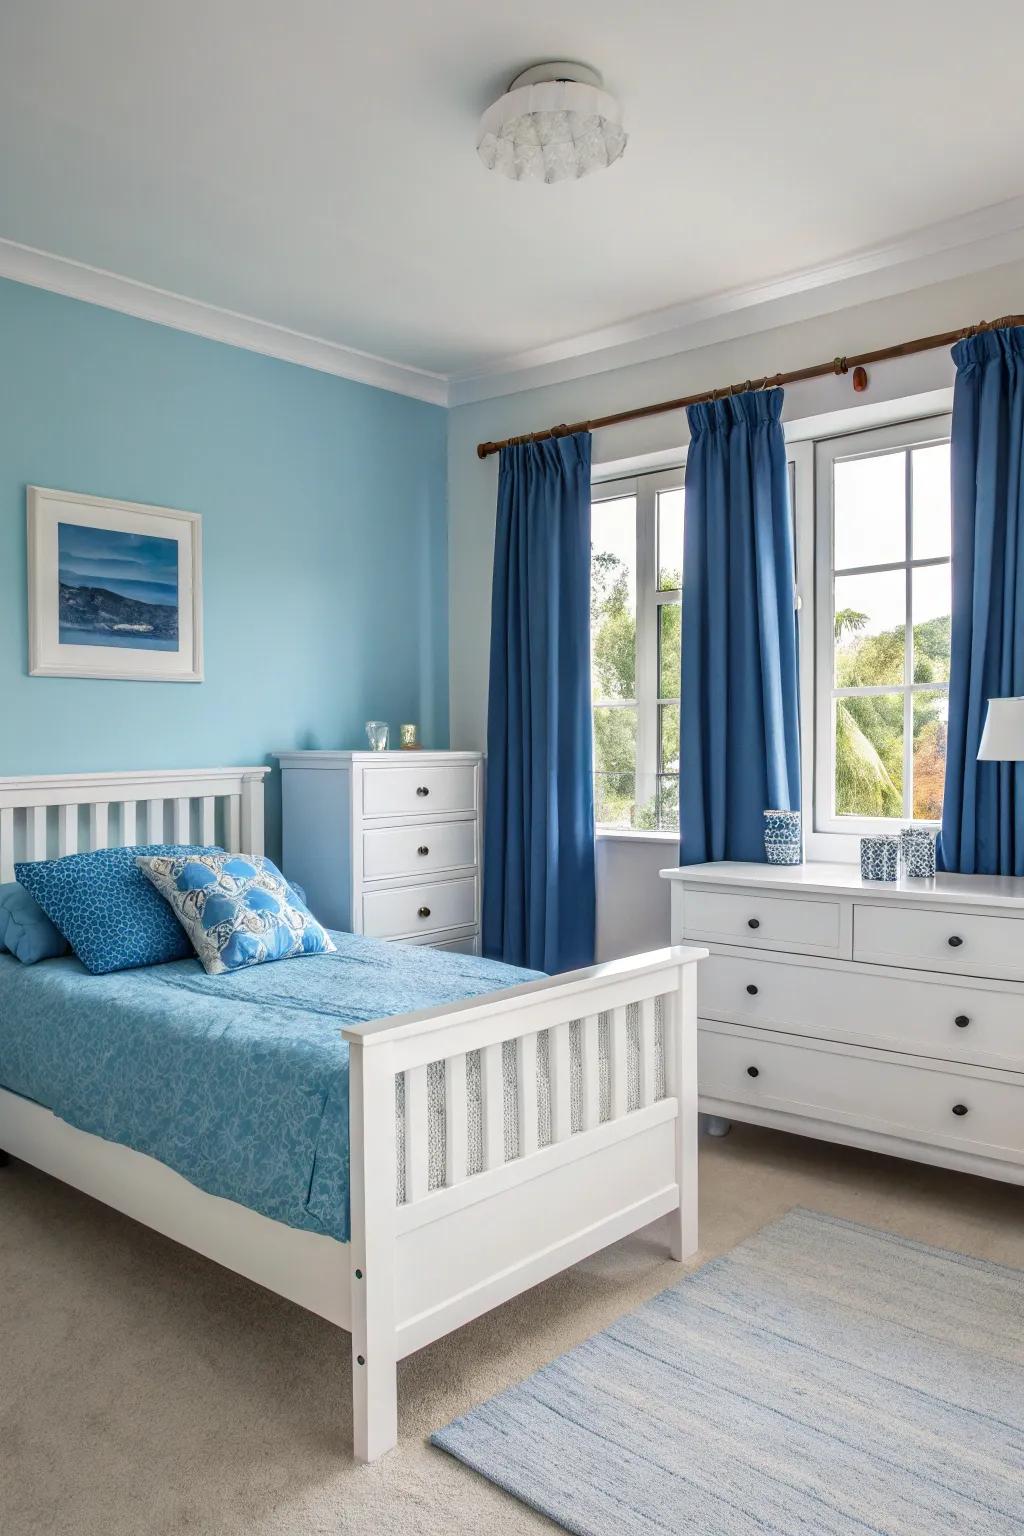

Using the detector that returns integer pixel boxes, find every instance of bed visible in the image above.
[0,766,705,1461]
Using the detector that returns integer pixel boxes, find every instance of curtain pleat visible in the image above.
[938,326,1024,875]
[679,388,800,864]
[482,433,596,971]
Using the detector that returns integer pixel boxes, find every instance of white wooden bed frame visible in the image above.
[0,766,705,1461]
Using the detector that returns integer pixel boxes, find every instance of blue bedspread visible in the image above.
[0,935,539,1241]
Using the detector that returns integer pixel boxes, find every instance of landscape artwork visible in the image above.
[58,522,180,651]
[29,488,203,682]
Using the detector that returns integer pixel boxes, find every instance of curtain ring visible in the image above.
[833,356,848,375]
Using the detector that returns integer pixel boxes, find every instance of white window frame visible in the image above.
[591,467,684,837]
[811,414,952,843]
[592,446,812,841]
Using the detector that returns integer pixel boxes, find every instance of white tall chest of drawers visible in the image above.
[662,861,1024,1185]
[277,751,483,955]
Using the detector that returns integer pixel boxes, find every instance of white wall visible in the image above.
[448,257,1024,959]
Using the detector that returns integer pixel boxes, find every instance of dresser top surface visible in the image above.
[660,860,1024,910]
[275,750,482,766]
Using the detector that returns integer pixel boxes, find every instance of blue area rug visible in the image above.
[432,1208,1024,1534]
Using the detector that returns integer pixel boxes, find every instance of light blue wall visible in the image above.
[0,278,448,859]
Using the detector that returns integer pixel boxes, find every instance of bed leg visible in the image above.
[669,965,699,1263]
[352,1342,398,1463]
[348,1035,400,1462]
[703,1116,732,1137]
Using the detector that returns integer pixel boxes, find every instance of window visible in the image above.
[591,471,683,832]
[814,417,952,834]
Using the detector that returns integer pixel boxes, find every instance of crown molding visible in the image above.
[4,195,1024,414]
[447,196,1024,406]
[0,238,449,406]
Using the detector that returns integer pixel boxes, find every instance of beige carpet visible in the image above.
[3,1126,1023,1536]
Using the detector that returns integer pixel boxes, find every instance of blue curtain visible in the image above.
[679,388,800,864]
[482,433,596,972]
[938,326,1024,875]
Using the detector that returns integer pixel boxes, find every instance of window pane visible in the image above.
[593,705,636,828]
[912,563,951,683]
[658,601,681,698]
[834,569,906,686]
[912,443,951,560]
[912,691,948,821]
[834,451,905,570]
[657,776,679,833]
[834,694,904,818]
[659,703,679,774]
[657,488,684,591]
[591,496,636,702]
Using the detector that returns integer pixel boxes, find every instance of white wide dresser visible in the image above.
[277,751,482,954]
[662,861,1024,1185]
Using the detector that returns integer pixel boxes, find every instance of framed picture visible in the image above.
[28,487,203,682]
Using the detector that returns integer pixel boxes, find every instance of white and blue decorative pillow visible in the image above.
[136,852,335,975]
[0,881,71,965]
[15,845,219,975]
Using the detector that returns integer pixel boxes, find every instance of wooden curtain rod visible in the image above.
[475,313,1024,459]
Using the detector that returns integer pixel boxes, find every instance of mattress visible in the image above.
[0,935,539,1242]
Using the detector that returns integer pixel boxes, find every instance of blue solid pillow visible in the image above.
[137,852,335,975]
[0,881,71,964]
[15,845,222,976]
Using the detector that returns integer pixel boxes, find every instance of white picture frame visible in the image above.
[28,487,203,683]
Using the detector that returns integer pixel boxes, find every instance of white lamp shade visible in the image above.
[977,697,1024,761]
[477,75,627,183]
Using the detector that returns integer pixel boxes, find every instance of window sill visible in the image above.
[596,828,679,845]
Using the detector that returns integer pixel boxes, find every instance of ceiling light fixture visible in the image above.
[477,62,627,183]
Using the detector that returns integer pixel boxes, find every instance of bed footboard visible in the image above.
[343,944,705,1462]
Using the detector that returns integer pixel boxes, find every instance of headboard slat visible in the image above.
[57,804,78,856]
[28,806,47,861]
[0,809,13,882]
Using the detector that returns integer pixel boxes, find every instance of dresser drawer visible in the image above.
[854,903,1024,982]
[362,820,476,881]
[699,1025,1024,1162]
[362,877,477,939]
[681,887,845,957]
[699,951,1024,1071]
[362,764,477,819]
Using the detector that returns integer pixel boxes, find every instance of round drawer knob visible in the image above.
[416,786,430,797]
[747,918,760,930]
[746,984,759,996]
[947,935,963,948]
[417,906,431,919]
[417,845,429,856]
[746,1066,760,1078]
[952,1103,969,1117]
[954,1015,970,1028]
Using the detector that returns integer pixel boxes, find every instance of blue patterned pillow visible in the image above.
[136,852,336,975]
[0,881,71,964]
[15,845,219,975]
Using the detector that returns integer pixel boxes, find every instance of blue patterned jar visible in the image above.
[763,809,802,865]
[860,834,899,881]
[899,826,936,879]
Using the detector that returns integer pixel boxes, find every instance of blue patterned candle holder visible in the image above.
[899,826,936,879]
[763,809,802,865]
[860,834,899,881]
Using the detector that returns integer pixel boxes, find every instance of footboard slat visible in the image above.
[404,1066,429,1205]
[445,1053,468,1187]
[581,1014,601,1131]
[517,1032,539,1158]
[639,997,658,1108]
[481,1043,505,1170]
[550,1022,572,1144]
[610,1006,628,1119]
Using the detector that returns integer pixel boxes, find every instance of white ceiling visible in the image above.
[1,0,1023,393]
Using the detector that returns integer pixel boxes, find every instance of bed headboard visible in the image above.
[0,767,269,882]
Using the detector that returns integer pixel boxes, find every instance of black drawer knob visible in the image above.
[954,1015,970,1028]
[746,1066,760,1078]
[746,984,759,996]
[417,845,429,856]
[952,1103,968,1116]
[417,905,431,918]
[747,918,760,930]
[416,785,430,797]
[948,935,963,948]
